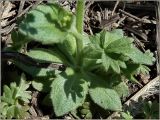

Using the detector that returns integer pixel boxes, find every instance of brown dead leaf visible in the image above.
[1,1,16,27]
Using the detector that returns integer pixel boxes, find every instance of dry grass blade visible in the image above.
[156,2,160,75]
[18,0,25,16]
[119,9,142,22]
[111,0,119,16]
[1,1,16,27]
[101,14,120,28]
[123,25,148,41]
[1,1,15,20]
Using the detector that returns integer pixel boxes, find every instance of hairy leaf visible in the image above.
[82,44,102,70]
[106,74,129,97]
[135,64,150,75]
[15,48,64,77]
[84,29,133,73]
[83,29,154,76]
[1,85,16,105]
[100,29,124,48]
[120,111,133,120]
[50,68,88,116]
[57,34,77,65]
[6,105,30,119]
[0,102,8,119]
[105,38,132,54]
[11,30,29,51]
[1,74,31,119]
[125,47,154,65]
[143,100,159,119]
[16,74,31,103]
[1,74,31,104]
[89,85,122,111]
[19,3,74,44]
[87,73,122,111]
[58,34,77,56]
[113,82,129,97]
[32,77,54,92]
[102,52,126,73]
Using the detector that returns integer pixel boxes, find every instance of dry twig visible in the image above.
[119,9,142,22]
[111,0,119,16]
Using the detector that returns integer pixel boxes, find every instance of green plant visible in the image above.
[78,101,92,119]
[0,74,31,119]
[120,111,133,120]
[4,1,155,117]
[142,100,159,119]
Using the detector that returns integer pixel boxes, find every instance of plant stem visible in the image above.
[72,31,83,67]
[75,0,85,67]
[76,0,85,34]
